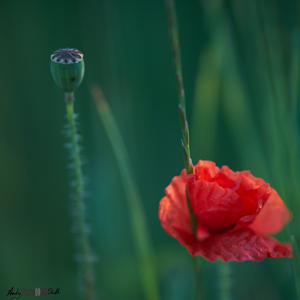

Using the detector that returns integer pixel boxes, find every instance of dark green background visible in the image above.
[0,0,299,299]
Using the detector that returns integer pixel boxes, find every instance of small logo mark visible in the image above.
[6,287,60,299]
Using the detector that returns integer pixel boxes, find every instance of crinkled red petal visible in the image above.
[230,179,270,231]
[190,161,271,233]
[172,227,292,262]
[192,160,220,181]
[159,169,209,240]
[159,170,190,237]
[159,160,292,261]
[250,189,291,235]
[193,162,268,192]
[187,176,242,233]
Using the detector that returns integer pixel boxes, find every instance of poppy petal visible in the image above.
[159,170,190,237]
[231,179,271,231]
[249,189,291,235]
[193,160,220,181]
[172,227,292,262]
[159,160,292,261]
[187,176,242,233]
[192,162,272,231]
[159,169,210,240]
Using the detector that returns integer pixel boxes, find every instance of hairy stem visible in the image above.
[66,96,95,300]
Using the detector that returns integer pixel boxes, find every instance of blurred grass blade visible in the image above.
[221,26,269,179]
[255,0,300,219]
[91,85,159,300]
[191,2,223,160]
[191,45,221,160]
[292,236,300,299]
[290,31,300,123]
[201,2,269,179]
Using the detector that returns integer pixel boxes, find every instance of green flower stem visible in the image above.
[192,257,202,300]
[219,260,231,300]
[66,95,95,300]
[165,0,196,234]
[91,86,159,300]
[292,236,300,300]
[165,0,192,175]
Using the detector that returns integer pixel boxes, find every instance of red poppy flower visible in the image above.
[159,160,292,262]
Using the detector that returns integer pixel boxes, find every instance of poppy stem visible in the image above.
[66,98,96,300]
[165,0,193,176]
[165,0,197,236]
[291,236,300,299]
[91,85,160,300]
[219,260,231,300]
[192,257,202,300]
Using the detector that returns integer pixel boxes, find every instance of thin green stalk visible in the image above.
[165,0,196,236]
[165,2,200,299]
[91,86,159,300]
[219,260,231,300]
[192,256,202,300]
[165,0,192,175]
[292,236,300,300]
[66,97,95,300]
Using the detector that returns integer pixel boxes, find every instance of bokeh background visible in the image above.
[1,0,300,299]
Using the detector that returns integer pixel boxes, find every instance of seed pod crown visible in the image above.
[50,48,85,93]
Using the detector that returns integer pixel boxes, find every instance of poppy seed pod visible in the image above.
[50,48,85,93]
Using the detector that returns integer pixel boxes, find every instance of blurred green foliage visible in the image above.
[0,0,300,299]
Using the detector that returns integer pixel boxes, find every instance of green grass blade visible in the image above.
[191,45,221,160]
[91,85,160,300]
